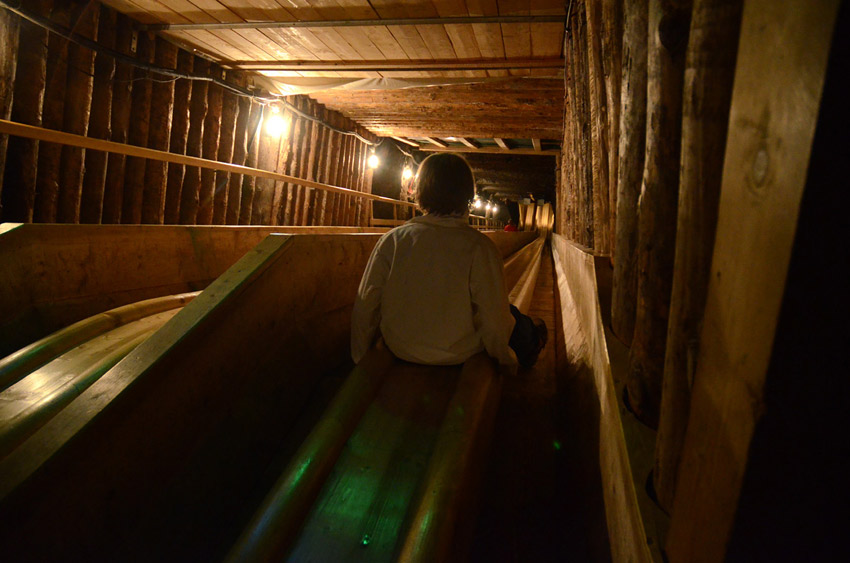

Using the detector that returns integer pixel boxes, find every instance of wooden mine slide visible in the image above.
[0,229,540,560]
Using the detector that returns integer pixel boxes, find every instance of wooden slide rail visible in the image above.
[0,292,198,391]
[0,119,416,210]
[0,230,539,560]
[228,233,546,561]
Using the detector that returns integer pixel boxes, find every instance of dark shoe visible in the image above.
[533,318,548,352]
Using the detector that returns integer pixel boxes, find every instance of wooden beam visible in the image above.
[531,138,542,152]
[231,58,564,72]
[425,137,449,148]
[0,119,416,208]
[419,145,559,156]
[459,137,480,148]
[493,138,510,150]
[143,15,566,32]
[391,136,420,147]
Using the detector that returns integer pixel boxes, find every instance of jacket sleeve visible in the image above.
[351,236,391,363]
[469,239,518,368]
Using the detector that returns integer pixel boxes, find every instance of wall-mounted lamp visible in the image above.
[265,105,287,137]
[368,151,380,169]
[401,166,414,181]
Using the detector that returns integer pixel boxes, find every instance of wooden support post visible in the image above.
[283,105,305,225]
[163,50,193,224]
[314,109,332,226]
[612,0,648,345]
[301,114,321,226]
[271,108,294,225]
[79,7,116,224]
[56,3,98,224]
[571,6,594,248]
[197,80,223,225]
[0,8,20,214]
[238,100,260,225]
[225,90,250,225]
[101,13,133,224]
[141,37,177,224]
[654,0,743,512]
[563,26,578,240]
[324,114,343,225]
[251,105,281,225]
[585,0,611,254]
[179,57,209,225]
[121,31,154,225]
[626,0,693,429]
[603,0,624,255]
[309,116,329,225]
[213,82,238,224]
[33,2,72,223]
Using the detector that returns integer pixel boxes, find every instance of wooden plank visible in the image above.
[79,7,117,225]
[56,2,99,224]
[612,0,648,346]
[141,37,178,225]
[0,223,388,357]
[602,0,624,254]
[212,84,237,225]
[666,1,839,559]
[300,114,322,226]
[493,137,510,150]
[425,136,449,148]
[251,106,282,226]
[552,234,654,563]
[179,57,210,224]
[232,57,564,71]
[654,0,743,513]
[121,31,155,225]
[101,12,134,224]
[585,0,611,254]
[419,145,560,156]
[626,0,693,429]
[271,107,295,225]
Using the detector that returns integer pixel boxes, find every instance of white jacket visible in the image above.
[351,214,517,367]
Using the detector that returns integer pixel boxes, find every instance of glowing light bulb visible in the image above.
[368,153,379,169]
[401,166,413,181]
[265,108,287,137]
[492,204,499,213]
[473,199,482,209]
[485,203,492,212]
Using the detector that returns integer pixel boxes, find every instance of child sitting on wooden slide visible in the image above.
[351,153,547,371]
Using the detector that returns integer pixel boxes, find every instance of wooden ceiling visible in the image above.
[102,0,567,151]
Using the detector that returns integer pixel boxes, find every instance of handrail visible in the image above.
[0,119,416,209]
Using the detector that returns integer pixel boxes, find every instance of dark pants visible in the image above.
[509,305,542,367]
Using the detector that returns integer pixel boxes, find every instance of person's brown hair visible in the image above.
[414,153,475,215]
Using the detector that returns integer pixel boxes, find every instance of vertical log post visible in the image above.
[33,2,72,223]
[225,90,251,225]
[179,57,209,225]
[197,77,223,225]
[571,6,594,248]
[654,0,743,511]
[163,50,193,224]
[586,0,611,254]
[141,37,177,224]
[238,100,261,225]
[563,25,579,241]
[213,75,239,225]
[271,107,294,224]
[603,0,624,254]
[251,104,281,225]
[121,31,154,224]
[612,0,649,345]
[79,7,116,224]
[101,13,134,224]
[1,0,49,223]
[300,110,321,226]
[324,113,343,225]
[57,2,98,223]
[286,100,308,225]
[314,108,332,225]
[626,0,693,429]
[0,7,20,211]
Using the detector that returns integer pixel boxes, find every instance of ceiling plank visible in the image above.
[458,137,481,148]
[532,138,542,151]
[391,136,421,147]
[419,145,559,156]
[142,16,566,32]
[231,57,564,71]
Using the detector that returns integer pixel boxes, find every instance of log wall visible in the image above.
[0,0,377,227]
